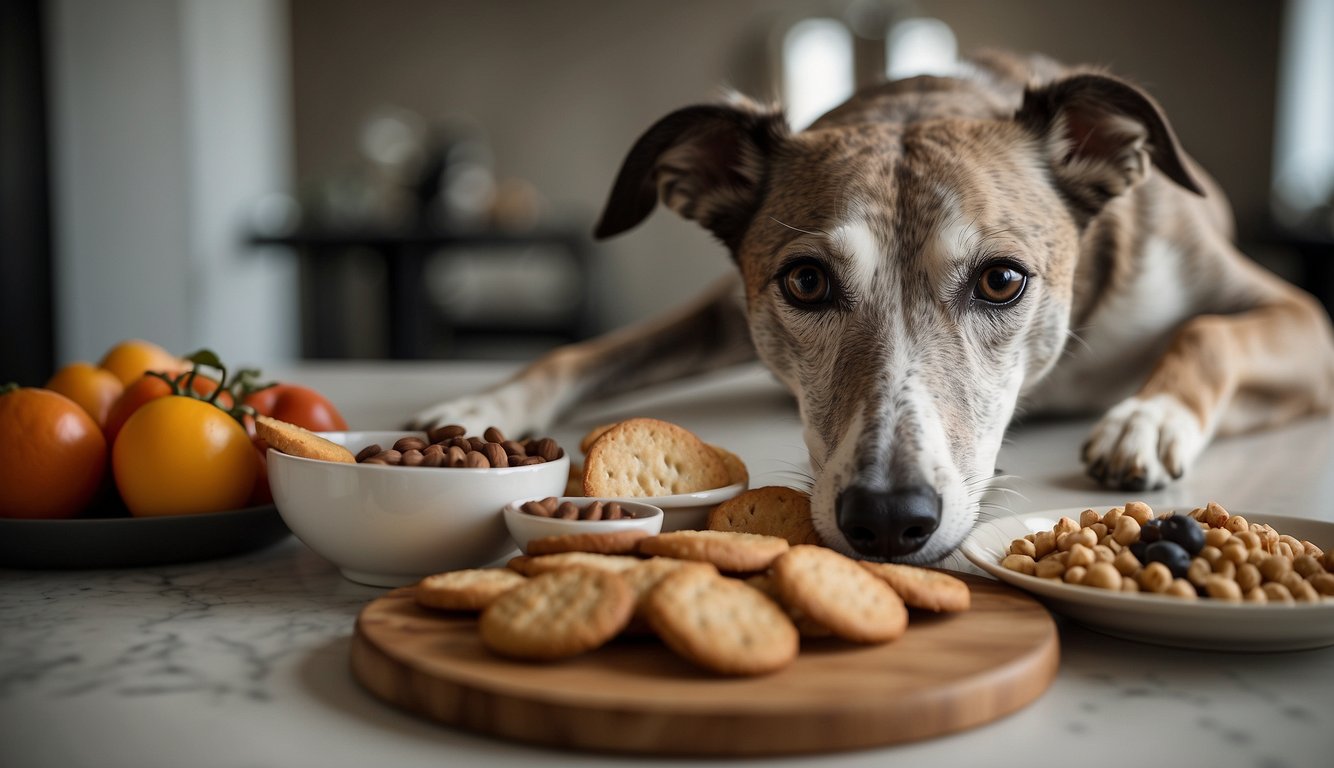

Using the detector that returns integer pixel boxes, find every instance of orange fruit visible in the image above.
[98,339,183,386]
[45,362,125,427]
[0,386,107,519]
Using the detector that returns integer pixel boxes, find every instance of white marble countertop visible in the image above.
[3,362,1333,767]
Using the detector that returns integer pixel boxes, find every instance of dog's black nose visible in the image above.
[836,485,941,559]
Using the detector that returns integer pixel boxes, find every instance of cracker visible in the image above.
[254,414,356,463]
[479,569,633,660]
[859,562,972,613]
[638,530,789,572]
[772,545,907,644]
[527,529,651,557]
[645,567,798,675]
[507,551,643,577]
[415,568,526,611]
[621,557,717,611]
[708,444,749,486]
[708,486,820,546]
[583,418,730,497]
[578,423,617,454]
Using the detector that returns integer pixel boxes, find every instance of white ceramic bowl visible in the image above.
[503,497,663,553]
[268,430,569,587]
[591,481,748,532]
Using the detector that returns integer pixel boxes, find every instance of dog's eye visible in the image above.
[973,263,1027,306]
[780,261,833,307]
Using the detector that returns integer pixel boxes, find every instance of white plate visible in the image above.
[961,508,1334,652]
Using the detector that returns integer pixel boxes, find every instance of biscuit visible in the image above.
[479,569,634,660]
[745,573,832,638]
[507,551,643,577]
[707,486,820,546]
[709,444,749,486]
[578,423,617,454]
[772,545,907,644]
[638,530,790,572]
[859,562,972,613]
[527,529,652,557]
[583,418,730,497]
[254,414,356,463]
[415,568,526,611]
[621,557,718,611]
[645,567,798,675]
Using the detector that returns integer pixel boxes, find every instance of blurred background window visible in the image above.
[886,17,957,80]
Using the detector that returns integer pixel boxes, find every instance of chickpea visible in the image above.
[1093,545,1116,564]
[1009,538,1037,558]
[1066,543,1096,569]
[1246,548,1269,568]
[1281,571,1308,595]
[1099,535,1123,554]
[1204,527,1232,549]
[1114,549,1142,577]
[1063,565,1088,585]
[1290,580,1320,603]
[1293,555,1323,579]
[1121,577,1139,593]
[1236,562,1262,593]
[1001,554,1037,576]
[1259,555,1292,583]
[1035,558,1066,579]
[1262,582,1296,605]
[1054,516,1080,538]
[1234,531,1262,551]
[1034,531,1056,559]
[1102,506,1124,527]
[1221,541,1249,565]
[1112,516,1141,546]
[1137,562,1173,593]
[1276,542,1295,560]
[1243,587,1268,604]
[1166,579,1198,599]
[1089,522,1109,540]
[1224,515,1250,534]
[1203,501,1230,529]
[1187,558,1212,587]
[1079,509,1101,528]
[1082,562,1122,590]
[1200,545,1223,564]
[1308,572,1334,596]
[1204,575,1242,602]
[1124,501,1153,525]
[1213,558,1237,581]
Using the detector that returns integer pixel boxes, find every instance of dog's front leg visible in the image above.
[407,275,755,436]
[1083,292,1334,490]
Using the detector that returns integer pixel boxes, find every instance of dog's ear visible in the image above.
[1017,74,1204,220]
[594,101,787,248]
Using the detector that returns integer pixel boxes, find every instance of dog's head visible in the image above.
[595,74,1201,562]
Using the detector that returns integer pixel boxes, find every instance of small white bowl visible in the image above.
[593,481,748,532]
[268,430,569,587]
[503,497,664,553]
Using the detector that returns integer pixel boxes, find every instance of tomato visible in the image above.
[248,440,274,506]
[0,387,107,519]
[45,362,125,427]
[112,396,256,517]
[104,373,233,448]
[244,384,348,432]
[98,339,183,386]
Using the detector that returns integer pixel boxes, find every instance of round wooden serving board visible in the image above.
[351,574,1058,756]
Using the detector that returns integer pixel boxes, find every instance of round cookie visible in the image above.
[859,562,972,613]
[645,567,798,675]
[507,551,643,577]
[415,568,526,611]
[527,529,651,557]
[479,569,634,661]
[772,545,907,644]
[254,414,356,463]
[621,557,717,611]
[583,418,730,497]
[637,530,790,572]
[708,486,820,545]
[746,574,832,638]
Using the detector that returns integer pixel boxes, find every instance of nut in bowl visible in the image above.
[265,428,569,587]
[503,496,664,554]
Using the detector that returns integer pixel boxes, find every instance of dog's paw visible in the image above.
[1082,394,1206,491]
[405,382,548,438]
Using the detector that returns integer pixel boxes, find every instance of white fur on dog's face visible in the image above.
[739,124,1077,562]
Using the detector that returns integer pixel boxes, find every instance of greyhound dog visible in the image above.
[410,50,1334,564]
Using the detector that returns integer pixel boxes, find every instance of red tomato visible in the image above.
[104,373,233,447]
[244,384,348,432]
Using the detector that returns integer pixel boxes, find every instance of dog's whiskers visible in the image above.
[769,216,828,239]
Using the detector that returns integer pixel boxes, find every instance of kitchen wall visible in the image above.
[288,0,1284,333]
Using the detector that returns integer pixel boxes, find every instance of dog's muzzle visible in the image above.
[836,485,941,559]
